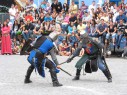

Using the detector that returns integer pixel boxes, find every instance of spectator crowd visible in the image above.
[0,0,127,56]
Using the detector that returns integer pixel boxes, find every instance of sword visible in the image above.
[59,61,67,65]
[57,61,72,76]
[59,67,72,76]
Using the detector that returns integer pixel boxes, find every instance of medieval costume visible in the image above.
[66,33,112,83]
[21,31,62,87]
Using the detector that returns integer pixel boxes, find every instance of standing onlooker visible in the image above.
[80,1,88,14]
[51,0,62,13]
[9,4,16,24]
[88,0,96,16]
[1,21,12,55]
[118,0,125,10]
[69,1,78,14]
[63,3,69,13]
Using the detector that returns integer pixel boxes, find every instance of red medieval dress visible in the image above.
[1,26,12,55]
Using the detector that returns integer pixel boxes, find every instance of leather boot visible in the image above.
[50,68,63,87]
[73,69,81,80]
[24,65,34,83]
[102,70,112,83]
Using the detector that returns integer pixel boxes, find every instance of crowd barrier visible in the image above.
[0,13,9,23]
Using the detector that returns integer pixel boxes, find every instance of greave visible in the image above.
[102,70,112,83]
[24,65,34,83]
[49,68,62,87]
[73,69,81,80]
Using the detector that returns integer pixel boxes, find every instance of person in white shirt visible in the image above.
[88,1,96,16]
[30,0,37,9]
[113,7,120,23]
[9,4,16,24]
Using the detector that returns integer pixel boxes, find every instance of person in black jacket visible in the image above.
[51,0,62,13]
[22,19,34,41]
[11,20,20,39]
[63,3,69,13]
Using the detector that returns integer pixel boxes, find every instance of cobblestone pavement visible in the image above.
[0,55,127,95]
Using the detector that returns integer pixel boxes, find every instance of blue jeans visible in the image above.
[106,33,116,39]
[22,30,33,40]
[116,34,124,46]
[11,30,16,39]
[98,32,107,44]
[62,24,68,33]
[10,19,15,25]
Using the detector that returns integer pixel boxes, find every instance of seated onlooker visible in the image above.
[11,20,20,39]
[116,10,127,24]
[58,39,71,56]
[67,22,77,40]
[44,13,53,22]
[85,22,91,34]
[77,21,86,34]
[61,13,70,33]
[33,20,42,38]
[89,19,98,37]
[12,38,20,54]
[105,21,117,46]
[57,35,65,46]
[55,12,64,24]
[69,13,77,26]
[71,42,78,54]
[82,12,92,24]
[43,21,52,35]
[116,19,126,48]
[69,32,78,46]
[22,19,34,41]
[96,19,108,44]
[39,12,45,23]
[25,12,34,22]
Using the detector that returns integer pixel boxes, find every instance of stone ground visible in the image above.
[0,55,127,95]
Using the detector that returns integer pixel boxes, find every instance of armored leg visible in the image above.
[98,56,112,83]
[73,54,88,80]
[24,65,34,83]
[102,70,112,83]
[49,68,63,87]
[73,69,81,80]
[46,58,62,87]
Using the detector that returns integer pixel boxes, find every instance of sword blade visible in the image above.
[59,68,72,76]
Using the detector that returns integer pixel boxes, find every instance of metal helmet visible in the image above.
[49,31,60,41]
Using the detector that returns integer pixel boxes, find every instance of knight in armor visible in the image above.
[66,32,112,83]
[21,30,63,87]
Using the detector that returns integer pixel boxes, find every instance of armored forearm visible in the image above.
[49,47,59,65]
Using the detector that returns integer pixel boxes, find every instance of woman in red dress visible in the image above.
[1,21,12,55]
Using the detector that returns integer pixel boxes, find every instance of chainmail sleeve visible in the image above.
[49,47,59,65]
